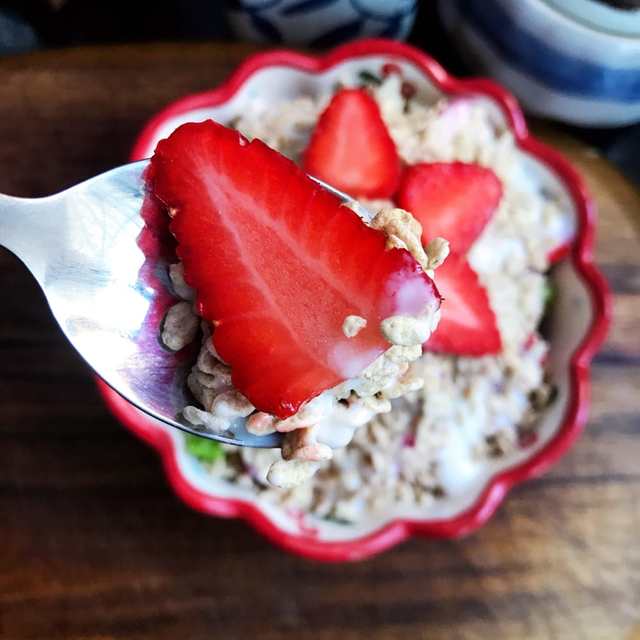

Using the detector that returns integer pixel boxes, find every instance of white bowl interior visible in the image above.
[135,55,592,541]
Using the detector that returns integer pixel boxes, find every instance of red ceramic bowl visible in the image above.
[98,39,611,562]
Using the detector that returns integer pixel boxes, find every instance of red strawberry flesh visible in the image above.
[149,120,440,419]
[303,88,401,199]
[397,162,502,254]
[426,252,501,356]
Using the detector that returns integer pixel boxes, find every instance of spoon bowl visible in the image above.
[0,161,372,447]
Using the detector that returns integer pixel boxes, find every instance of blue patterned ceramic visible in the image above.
[439,0,640,127]
[0,8,39,54]
[225,0,417,47]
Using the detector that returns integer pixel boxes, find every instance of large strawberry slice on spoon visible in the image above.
[303,88,401,199]
[426,252,501,356]
[149,120,440,419]
[397,162,502,254]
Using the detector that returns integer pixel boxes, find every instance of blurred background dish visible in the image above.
[439,0,640,126]
[543,0,640,36]
[224,0,417,46]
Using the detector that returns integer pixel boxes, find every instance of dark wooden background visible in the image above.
[0,43,639,640]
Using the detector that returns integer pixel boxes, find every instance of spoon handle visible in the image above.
[0,193,26,256]
[0,193,57,283]
[0,193,37,261]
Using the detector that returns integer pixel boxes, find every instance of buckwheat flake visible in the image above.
[182,406,228,433]
[342,315,367,338]
[281,427,333,462]
[161,301,199,351]
[210,390,254,420]
[425,237,450,270]
[371,207,429,271]
[169,263,194,301]
[246,412,277,436]
[267,459,320,489]
[381,315,432,346]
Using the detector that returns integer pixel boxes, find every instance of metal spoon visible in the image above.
[0,161,372,447]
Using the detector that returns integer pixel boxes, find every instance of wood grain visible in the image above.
[0,44,639,640]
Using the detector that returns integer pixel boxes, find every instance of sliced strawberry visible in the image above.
[397,162,503,254]
[381,62,402,77]
[303,88,401,199]
[149,120,439,419]
[548,243,570,263]
[426,252,501,356]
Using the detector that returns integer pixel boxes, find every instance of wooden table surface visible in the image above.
[0,43,639,640]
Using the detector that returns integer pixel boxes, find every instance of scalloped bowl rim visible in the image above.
[97,39,611,562]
